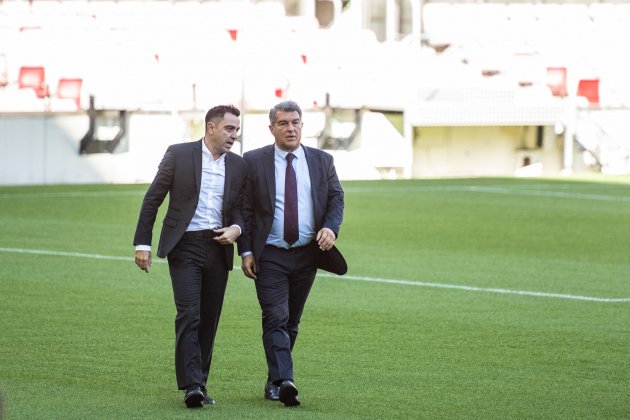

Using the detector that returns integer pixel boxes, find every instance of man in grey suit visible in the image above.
[239,100,345,407]
[133,105,247,408]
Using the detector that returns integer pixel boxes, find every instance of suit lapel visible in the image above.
[223,152,233,221]
[262,145,275,210]
[304,146,320,220]
[192,139,203,195]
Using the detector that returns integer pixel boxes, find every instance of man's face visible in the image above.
[269,110,302,152]
[207,112,240,156]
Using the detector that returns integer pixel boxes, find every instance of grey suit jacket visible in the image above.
[133,139,247,269]
[238,144,345,273]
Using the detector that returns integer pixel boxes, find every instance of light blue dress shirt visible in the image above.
[266,144,315,249]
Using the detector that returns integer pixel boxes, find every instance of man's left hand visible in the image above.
[213,226,240,245]
[316,227,336,251]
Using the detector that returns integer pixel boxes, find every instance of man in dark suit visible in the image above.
[239,100,345,407]
[133,105,247,408]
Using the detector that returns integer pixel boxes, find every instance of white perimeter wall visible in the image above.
[0,112,184,185]
[4,112,573,185]
[412,125,565,177]
[0,111,412,186]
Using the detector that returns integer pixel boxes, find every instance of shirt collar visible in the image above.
[274,144,304,161]
[202,140,226,163]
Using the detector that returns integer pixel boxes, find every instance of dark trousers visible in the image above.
[255,244,318,383]
[167,230,228,390]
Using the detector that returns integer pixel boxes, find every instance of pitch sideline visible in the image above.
[1,246,628,303]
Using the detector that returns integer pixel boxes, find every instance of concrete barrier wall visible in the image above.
[0,112,186,185]
[0,110,413,185]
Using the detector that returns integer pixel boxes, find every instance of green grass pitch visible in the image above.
[1,177,629,419]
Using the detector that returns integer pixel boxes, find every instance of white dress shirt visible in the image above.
[136,141,238,252]
[187,144,226,232]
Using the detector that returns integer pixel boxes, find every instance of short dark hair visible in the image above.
[205,104,240,126]
[269,100,302,124]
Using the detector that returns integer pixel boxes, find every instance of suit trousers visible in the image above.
[255,244,318,383]
[167,230,228,390]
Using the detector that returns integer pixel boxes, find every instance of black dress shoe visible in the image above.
[278,380,300,407]
[201,386,215,405]
[264,381,280,401]
[184,385,204,408]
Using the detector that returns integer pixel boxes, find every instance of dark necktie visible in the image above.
[284,153,299,245]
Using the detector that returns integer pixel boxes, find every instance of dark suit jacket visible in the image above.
[133,139,247,270]
[238,144,345,274]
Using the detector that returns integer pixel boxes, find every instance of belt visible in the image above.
[265,242,313,254]
[184,229,221,238]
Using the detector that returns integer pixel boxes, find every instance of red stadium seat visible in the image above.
[547,66,567,97]
[577,79,599,105]
[56,78,83,108]
[0,54,8,87]
[18,66,48,98]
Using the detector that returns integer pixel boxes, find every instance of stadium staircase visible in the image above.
[575,109,630,175]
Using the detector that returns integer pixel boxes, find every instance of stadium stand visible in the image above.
[0,0,627,112]
[1,0,630,181]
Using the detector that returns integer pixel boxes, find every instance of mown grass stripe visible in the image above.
[344,186,630,202]
[0,190,145,199]
[2,247,627,303]
[2,184,629,202]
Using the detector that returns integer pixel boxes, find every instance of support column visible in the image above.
[386,0,397,42]
[410,0,422,45]
[300,0,315,17]
[562,104,577,175]
[403,109,414,179]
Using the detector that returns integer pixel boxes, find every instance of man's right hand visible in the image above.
[241,254,257,280]
[135,250,152,273]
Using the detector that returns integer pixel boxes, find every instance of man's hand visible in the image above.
[316,227,336,251]
[135,250,152,273]
[213,226,240,245]
[241,254,257,280]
